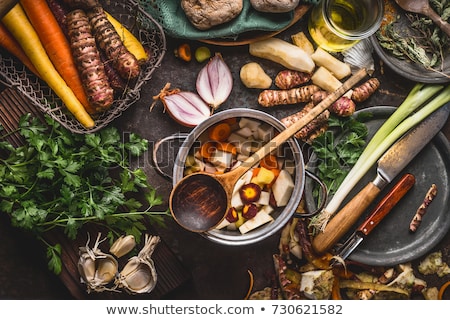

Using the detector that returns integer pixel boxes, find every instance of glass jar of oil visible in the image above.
[308,0,384,52]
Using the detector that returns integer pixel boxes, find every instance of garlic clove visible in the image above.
[110,235,136,258]
[77,250,96,284]
[95,255,119,284]
[196,53,233,110]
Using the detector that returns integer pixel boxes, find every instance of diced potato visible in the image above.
[291,31,315,55]
[215,218,231,230]
[256,123,274,142]
[239,211,274,234]
[259,205,274,215]
[235,127,253,138]
[283,159,295,176]
[271,169,294,206]
[210,150,233,168]
[249,38,315,73]
[231,191,244,209]
[239,118,261,131]
[258,191,271,206]
[311,47,352,80]
[254,167,275,185]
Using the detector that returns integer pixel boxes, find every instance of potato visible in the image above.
[311,47,352,79]
[249,38,315,73]
[240,62,272,89]
[291,31,315,55]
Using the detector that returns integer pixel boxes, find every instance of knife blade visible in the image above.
[331,173,415,266]
[312,103,450,255]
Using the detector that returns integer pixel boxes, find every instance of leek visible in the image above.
[314,84,450,229]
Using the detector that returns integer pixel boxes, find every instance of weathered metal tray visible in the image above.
[0,0,166,134]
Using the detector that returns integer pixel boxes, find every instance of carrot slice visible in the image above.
[200,141,216,160]
[208,122,231,141]
[20,0,93,114]
[260,154,278,170]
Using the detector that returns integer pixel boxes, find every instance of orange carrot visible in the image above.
[0,22,40,77]
[260,154,278,170]
[2,4,94,129]
[20,0,93,114]
[200,141,216,160]
[208,122,231,141]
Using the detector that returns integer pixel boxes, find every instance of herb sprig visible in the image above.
[309,114,369,201]
[0,114,170,274]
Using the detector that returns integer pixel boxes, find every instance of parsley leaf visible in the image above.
[0,114,170,274]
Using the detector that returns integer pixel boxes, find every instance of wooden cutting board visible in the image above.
[0,87,191,299]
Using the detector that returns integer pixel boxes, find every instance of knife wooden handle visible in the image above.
[358,173,415,236]
[312,181,382,255]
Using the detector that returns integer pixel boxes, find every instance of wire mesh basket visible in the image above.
[0,0,166,134]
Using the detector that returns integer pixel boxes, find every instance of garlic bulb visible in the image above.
[115,234,160,294]
[196,53,233,110]
[77,233,119,293]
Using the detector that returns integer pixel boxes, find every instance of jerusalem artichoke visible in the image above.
[351,77,380,102]
[274,70,311,90]
[66,8,114,113]
[258,85,320,107]
[87,6,140,80]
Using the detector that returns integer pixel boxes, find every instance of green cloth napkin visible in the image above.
[139,0,299,40]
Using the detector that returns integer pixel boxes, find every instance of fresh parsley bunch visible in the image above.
[0,114,170,274]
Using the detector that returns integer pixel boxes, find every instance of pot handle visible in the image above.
[152,133,189,181]
[293,170,327,218]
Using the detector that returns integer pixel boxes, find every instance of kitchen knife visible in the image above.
[312,103,450,255]
[331,173,415,266]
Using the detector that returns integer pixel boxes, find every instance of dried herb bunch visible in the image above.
[377,0,449,76]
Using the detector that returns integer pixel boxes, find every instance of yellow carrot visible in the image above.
[2,4,95,129]
[105,11,148,63]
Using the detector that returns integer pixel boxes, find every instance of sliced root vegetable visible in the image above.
[2,4,95,129]
[151,83,211,127]
[196,52,233,109]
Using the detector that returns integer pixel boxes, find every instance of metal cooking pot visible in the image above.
[153,108,326,245]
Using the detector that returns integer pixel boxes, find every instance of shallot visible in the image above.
[151,83,211,127]
[196,53,233,109]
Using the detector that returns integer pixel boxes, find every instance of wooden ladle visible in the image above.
[395,0,450,37]
[169,68,367,233]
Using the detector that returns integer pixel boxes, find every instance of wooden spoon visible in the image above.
[395,0,450,37]
[169,68,368,233]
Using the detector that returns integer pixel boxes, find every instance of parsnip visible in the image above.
[249,38,315,73]
[311,47,351,79]
[311,66,342,92]
[291,31,314,55]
